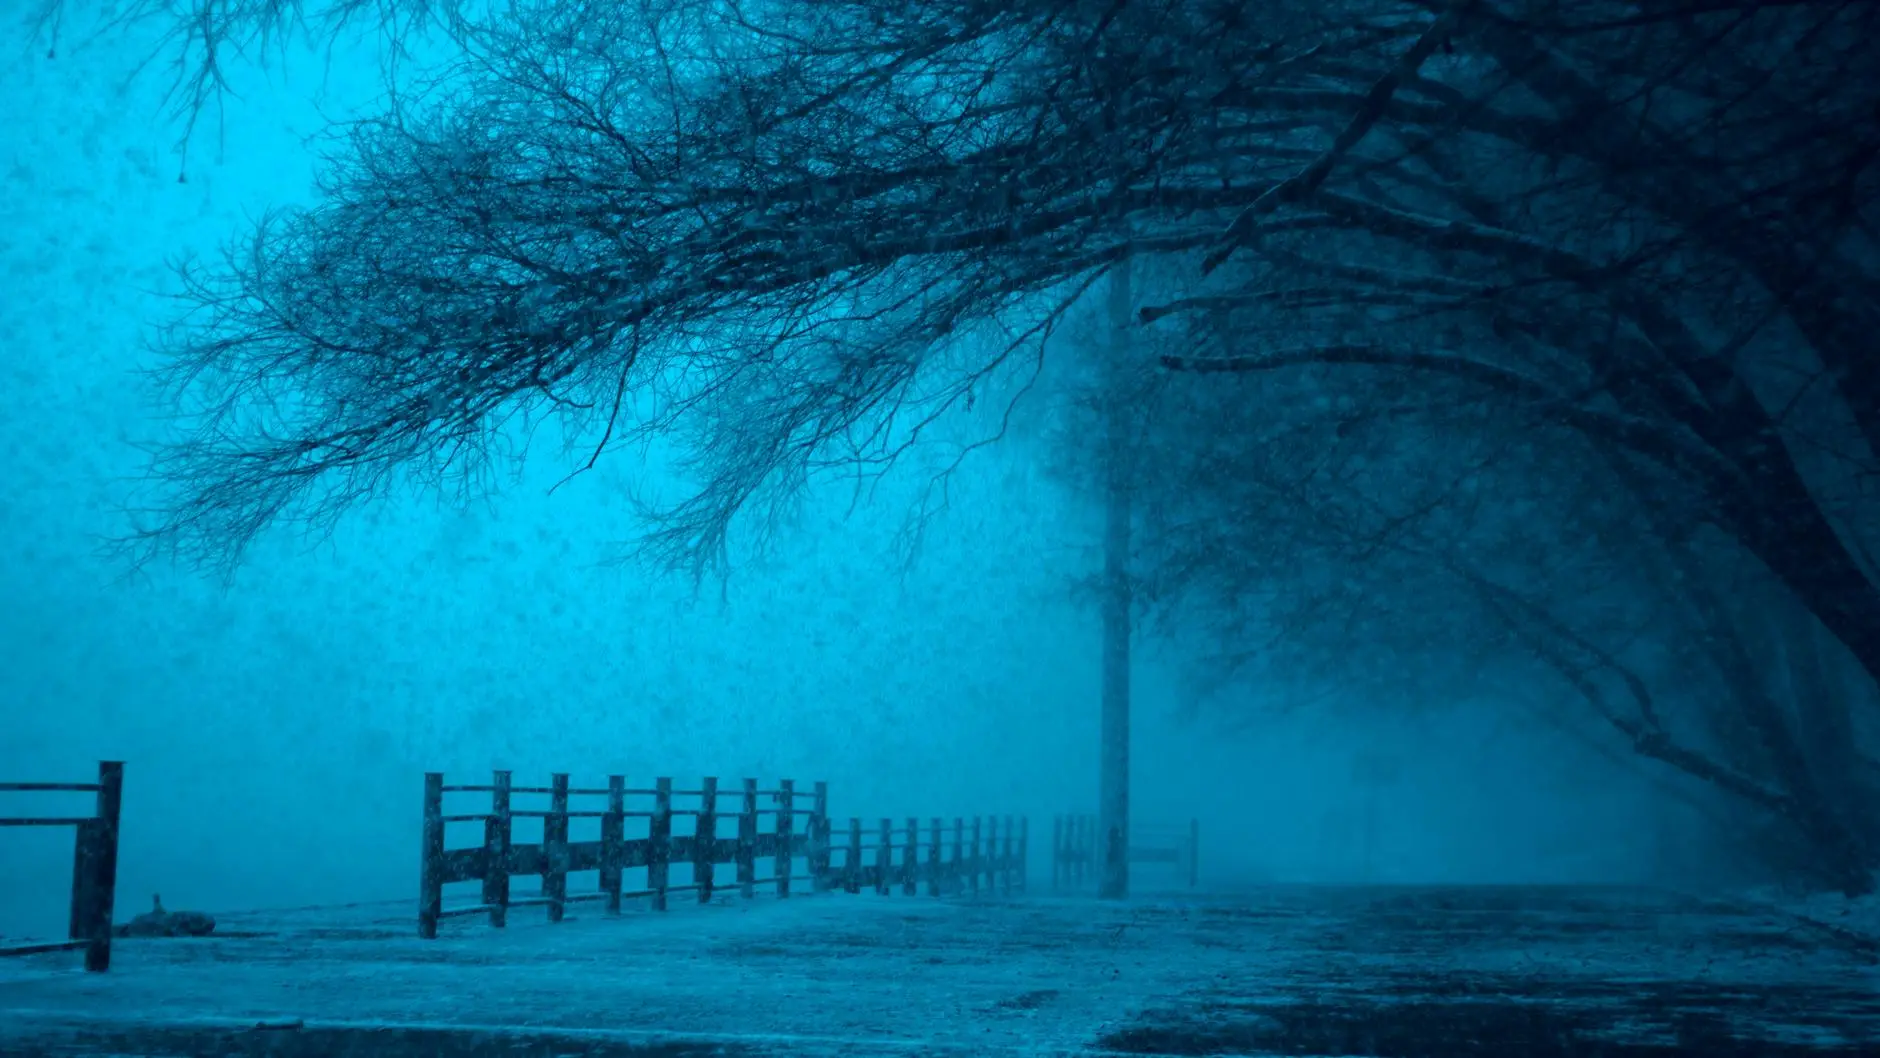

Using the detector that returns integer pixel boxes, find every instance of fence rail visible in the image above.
[419,770,1028,938]
[826,813,1026,899]
[1051,813,1198,891]
[0,761,124,971]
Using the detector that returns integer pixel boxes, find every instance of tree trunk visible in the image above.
[1098,254,1133,901]
[1778,595,1880,851]
[1661,541,1874,896]
[1598,451,1875,896]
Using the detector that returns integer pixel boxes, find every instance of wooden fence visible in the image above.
[419,770,1028,938]
[0,761,124,971]
[1052,813,1199,891]
[826,813,1028,899]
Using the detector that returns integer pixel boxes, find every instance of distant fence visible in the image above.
[827,812,1027,899]
[0,761,124,971]
[1052,814,1198,891]
[418,770,1028,938]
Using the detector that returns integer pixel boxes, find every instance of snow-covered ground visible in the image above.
[1703,885,1880,964]
[2,884,1876,1056]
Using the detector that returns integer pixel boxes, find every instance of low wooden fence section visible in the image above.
[1052,813,1199,891]
[0,761,124,971]
[825,814,1027,898]
[419,770,1028,937]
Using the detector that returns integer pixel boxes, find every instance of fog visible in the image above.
[0,12,1674,943]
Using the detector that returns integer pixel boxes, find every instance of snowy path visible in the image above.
[0,885,1875,1055]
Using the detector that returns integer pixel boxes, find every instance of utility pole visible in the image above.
[1098,251,1133,900]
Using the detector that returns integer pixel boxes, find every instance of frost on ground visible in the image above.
[1,885,1876,1056]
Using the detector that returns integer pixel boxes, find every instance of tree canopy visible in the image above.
[83,0,1880,887]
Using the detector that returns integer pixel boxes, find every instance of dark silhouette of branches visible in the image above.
[1131,0,1880,703]
[27,0,464,173]
[105,0,1880,871]
[119,0,1417,577]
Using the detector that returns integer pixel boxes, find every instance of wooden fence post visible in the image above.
[696,777,718,903]
[987,817,1001,895]
[970,816,982,897]
[419,772,444,939]
[903,817,919,896]
[483,770,512,928]
[650,777,673,911]
[926,817,943,897]
[875,818,892,895]
[1002,815,1014,896]
[808,781,829,893]
[603,776,626,914]
[845,817,863,893]
[545,773,570,923]
[775,779,795,898]
[1018,816,1029,893]
[79,761,122,973]
[952,817,964,892]
[738,779,758,899]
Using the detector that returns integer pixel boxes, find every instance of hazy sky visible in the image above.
[0,9,1669,941]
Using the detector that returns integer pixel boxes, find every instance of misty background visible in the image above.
[0,7,1686,940]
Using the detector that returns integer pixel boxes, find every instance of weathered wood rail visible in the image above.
[1051,813,1198,891]
[0,760,124,971]
[419,770,1028,938]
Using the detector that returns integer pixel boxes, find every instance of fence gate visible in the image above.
[1051,813,1198,892]
[0,761,124,971]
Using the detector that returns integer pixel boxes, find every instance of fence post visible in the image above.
[419,772,444,939]
[845,817,863,893]
[1018,816,1029,893]
[483,770,512,928]
[775,779,795,898]
[1188,817,1200,888]
[603,776,626,914]
[903,817,919,896]
[952,818,964,893]
[927,817,943,897]
[696,777,718,903]
[809,781,830,893]
[875,818,892,895]
[1002,815,1014,897]
[650,778,673,911]
[983,817,997,895]
[545,773,570,923]
[79,761,123,972]
[970,817,982,897]
[738,779,758,899]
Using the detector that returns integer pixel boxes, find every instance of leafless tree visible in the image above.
[26,0,464,173]
[102,0,1880,882]
[1102,343,1879,891]
[1145,0,1880,752]
[115,0,1409,577]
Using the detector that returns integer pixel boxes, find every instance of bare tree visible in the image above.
[116,0,1411,578]
[1107,346,1879,892]
[1145,1,1880,713]
[103,0,1880,887]
[27,0,465,174]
